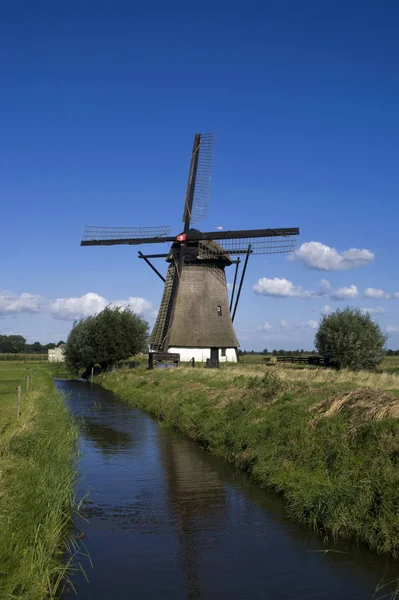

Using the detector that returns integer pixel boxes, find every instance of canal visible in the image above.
[57,379,398,599]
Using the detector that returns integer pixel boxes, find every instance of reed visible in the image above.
[0,365,79,599]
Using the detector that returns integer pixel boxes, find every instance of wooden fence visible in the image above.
[274,355,326,366]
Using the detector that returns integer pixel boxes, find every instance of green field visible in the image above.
[382,356,399,373]
[0,362,78,599]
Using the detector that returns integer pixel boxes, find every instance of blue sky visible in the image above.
[1,1,398,349]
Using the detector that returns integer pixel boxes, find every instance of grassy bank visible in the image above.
[0,362,78,599]
[99,365,399,557]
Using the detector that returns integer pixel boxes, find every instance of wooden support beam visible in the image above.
[232,245,251,322]
[229,257,240,312]
[138,253,169,259]
[138,251,166,283]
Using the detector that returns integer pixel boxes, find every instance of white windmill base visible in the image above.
[167,347,238,363]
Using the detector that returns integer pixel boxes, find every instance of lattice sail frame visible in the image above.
[148,263,177,349]
[198,234,297,257]
[188,133,214,224]
[82,225,172,243]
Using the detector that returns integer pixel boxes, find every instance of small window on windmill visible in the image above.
[217,305,222,317]
[221,348,226,357]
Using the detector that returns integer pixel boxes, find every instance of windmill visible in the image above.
[81,133,299,363]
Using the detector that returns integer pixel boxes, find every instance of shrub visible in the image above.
[64,306,149,374]
[315,307,386,371]
[248,369,287,400]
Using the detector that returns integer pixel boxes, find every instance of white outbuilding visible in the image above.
[48,345,66,363]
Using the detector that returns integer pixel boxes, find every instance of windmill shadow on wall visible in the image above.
[81,133,300,363]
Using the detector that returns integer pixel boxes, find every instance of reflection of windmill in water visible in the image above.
[158,428,227,599]
[81,134,300,361]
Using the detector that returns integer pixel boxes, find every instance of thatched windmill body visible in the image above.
[81,133,299,362]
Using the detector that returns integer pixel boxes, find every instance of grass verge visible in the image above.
[99,365,399,557]
[0,363,78,599]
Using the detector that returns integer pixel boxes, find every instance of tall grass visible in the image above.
[0,365,78,599]
[220,363,399,391]
[99,366,399,557]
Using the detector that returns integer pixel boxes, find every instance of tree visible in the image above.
[31,341,44,353]
[0,336,13,353]
[64,315,96,374]
[9,335,26,353]
[0,335,26,353]
[315,307,386,371]
[64,306,149,374]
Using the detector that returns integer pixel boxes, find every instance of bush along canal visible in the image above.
[57,376,399,599]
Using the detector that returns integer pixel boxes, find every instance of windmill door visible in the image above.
[210,347,219,360]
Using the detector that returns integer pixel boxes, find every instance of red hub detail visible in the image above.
[176,233,187,242]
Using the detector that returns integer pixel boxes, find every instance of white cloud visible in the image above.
[110,297,152,314]
[387,325,399,334]
[280,319,288,329]
[226,282,233,292]
[330,285,358,300]
[289,241,374,271]
[319,279,332,294]
[360,307,385,315]
[50,293,152,321]
[51,293,107,320]
[253,277,300,297]
[253,277,359,302]
[364,288,389,299]
[252,277,327,299]
[0,292,46,315]
[364,287,399,300]
[321,304,333,316]
[257,321,272,332]
[305,319,318,330]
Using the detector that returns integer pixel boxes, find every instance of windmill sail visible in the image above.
[182,133,214,227]
[210,234,297,255]
[81,226,173,246]
[197,229,298,256]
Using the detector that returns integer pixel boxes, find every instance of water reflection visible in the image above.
[81,419,132,455]
[159,430,227,599]
[57,380,398,600]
